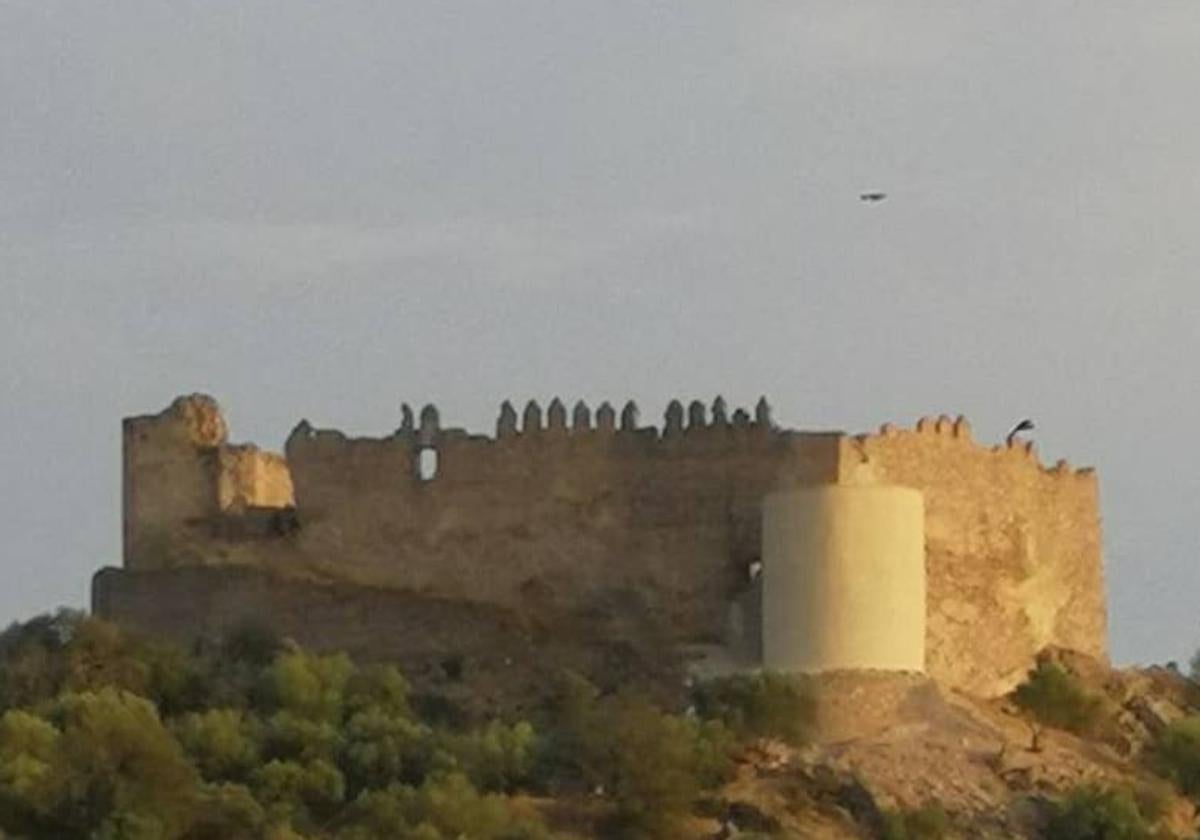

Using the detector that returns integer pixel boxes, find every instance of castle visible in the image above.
[93,394,1107,697]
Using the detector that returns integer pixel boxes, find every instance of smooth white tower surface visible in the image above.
[762,485,926,673]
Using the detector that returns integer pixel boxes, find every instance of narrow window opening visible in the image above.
[418,448,438,481]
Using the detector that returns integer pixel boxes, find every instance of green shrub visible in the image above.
[183,782,266,840]
[0,611,82,655]
[1149,715,1200,798]
[599,693,706,838]
[340,707,438,793]
[140,640,214,715]
[1013,661,1103,737]
[687,718,738,789]
[692,672,815,745]
[1045,785,1152,840]
[265,823,315,840]
[61,618,153,697]
[1,614,749,839]
[880,802,949,840]
[539,673,734,838]
[0,709,61,832]
[174,709,261,781]
[0,611,83,709]
[0,689,203,837]
[262,711,343,764]
[535,670,604,786]
[265,653,354,722]
[55,689,201,826]
[1,615,208,716]
[402,772,550,839]
[250,758,345,827]
[1130,780,1171,824]
[331,787,412,839]
[333,773,550,840]
[343,664,412,719]
[0,643,60,712]
[439,719,540,793]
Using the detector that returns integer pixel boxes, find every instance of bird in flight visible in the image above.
[1006,418,1035,445]
[860,192,887,203]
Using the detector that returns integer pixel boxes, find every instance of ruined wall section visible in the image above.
[124,395,226,570]
[839,416,1106,696]
[278,399,840,641]
[218,446,295,512]
[123,395,294,570]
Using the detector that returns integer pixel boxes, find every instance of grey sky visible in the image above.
[2,2,1197,665]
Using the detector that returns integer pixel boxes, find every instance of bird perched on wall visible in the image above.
[1006,418,1035,446]
[860,192,887,203]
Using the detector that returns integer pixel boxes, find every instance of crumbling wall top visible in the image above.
[125,394,229,447]
[858,414,1096,480]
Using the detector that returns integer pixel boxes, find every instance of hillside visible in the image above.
[1,612,1198,839]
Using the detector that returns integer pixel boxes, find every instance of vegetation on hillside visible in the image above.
[1149,716,1200,801]
[5,611,1200,839]
[1013,661,1107,750]
[1044,784,1158,840]
[0,611,814,839]
[879,802,949,840]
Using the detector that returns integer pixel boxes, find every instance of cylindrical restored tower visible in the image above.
[762,485,926,673]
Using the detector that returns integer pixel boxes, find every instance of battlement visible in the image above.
[859,414,1096,480]
[110,394,1107,697]
[282,402,1096,485]
[288,394,781,450]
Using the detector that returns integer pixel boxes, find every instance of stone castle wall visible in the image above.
[109,395,1107,696]
[91,564,693,716]
[217,446,294,512]
[93,565,532,667]
[125,396,842,641]
[122,397,296,570]
[840,418,1105,694]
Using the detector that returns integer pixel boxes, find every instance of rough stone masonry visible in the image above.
[93,395,1107,697]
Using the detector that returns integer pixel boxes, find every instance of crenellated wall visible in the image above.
[110,396,1106,696]
[840,416,1105,694]
[280,396,839,640]
[121,395,839,640]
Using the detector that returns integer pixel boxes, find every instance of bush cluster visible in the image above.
[540,671,737,837]
[691,672,814,746]
[879,803,948,840]
[0,613,819,839]
[1012,661,1105,741]
[1045,785,1155,840]
[1148,715,1200,800]
[0,613,552,839]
